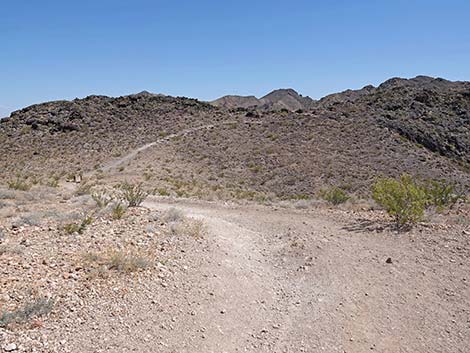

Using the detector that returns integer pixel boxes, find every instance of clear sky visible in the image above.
[1,0,470,116]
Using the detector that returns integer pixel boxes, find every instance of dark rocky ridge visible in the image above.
[0,76,468,197]
[211,88,316,111]
[213,76,470,164]
[319,76,470,164]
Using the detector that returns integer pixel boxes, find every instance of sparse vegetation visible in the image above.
[64,215,93,234]
[111,202,126,220]
[0,297,54,328]
[7,176,32,191]
[92,191,113,208]
[46,176,60,188]
[107,250,152,272]
[0,244,23,256]
[75,182,93,196]
[13,214,41,227]
[163,207,185,223]
[0,190,16,199]
[155,187,170,196]
[181,218,207,238]
[320,186,350,205]
[372,175,428,230]
[423,179,464,211]
[117,182,148,207]
[84,248,152,274]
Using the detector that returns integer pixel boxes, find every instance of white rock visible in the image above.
[3,343,17,352]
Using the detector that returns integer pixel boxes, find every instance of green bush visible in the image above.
[0,297,54,328]
[7,177,31,191]
[91,191,113,208]
[111,202,126,220]
[45,176,60,188]
[320,186,350,205]
[423,179,463,211]
[117,182,148,207]
[372,175,427,230]
[74,182,93,196]
[64,215,93,234]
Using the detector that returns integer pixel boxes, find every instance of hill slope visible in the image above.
[0,76,468,199]
[319,76,470,163]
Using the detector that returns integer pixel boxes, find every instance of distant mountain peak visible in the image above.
[211,88,315,111]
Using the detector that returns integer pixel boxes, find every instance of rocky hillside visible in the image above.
[0,92,218,176]
[0,76,468,199]
[319,76,470,164]
[210,95,260,109]
[211,88,316,111]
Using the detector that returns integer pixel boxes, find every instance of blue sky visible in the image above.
[1,0,470,116]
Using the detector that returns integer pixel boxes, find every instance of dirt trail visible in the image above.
[98,120,264,174]
[122,200,469,353]
[39,199,469,352]
[98,124,221,173]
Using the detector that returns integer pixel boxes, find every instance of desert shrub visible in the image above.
[291,194,310,200]
[423,179,463,211]
[64,215,93,234]
[0,244,23,256]
[111,202,126,220]
[372,175,428,229]
[84,249,151,274]
[63,223,80,234]
[0,297,54,328]
[294,199,310,209]
[166,217,207,238]
[75,182,93,196]
[155,187,170,196]
[183,219,207,238]
[91,191,113,208]
[13,214,41,227]
[117,182,148,207]
[7,177,31,191]
[143,172,152,181]
[0,190,15,199]
[320,187,350,205]
[107,250,151,272]
[46,176,60,188]
[163,207,185,223]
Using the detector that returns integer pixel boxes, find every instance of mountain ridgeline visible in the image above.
[212,76,470,164]
[0,76,468,198]
[211,88,316,111]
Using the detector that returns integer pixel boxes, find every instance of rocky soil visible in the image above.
[0,183,469,352]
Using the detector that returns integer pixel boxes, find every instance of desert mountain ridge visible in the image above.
[0,75,468,198]
[210,88,316,111]
[2,75,465,117]
[210,75,470,111]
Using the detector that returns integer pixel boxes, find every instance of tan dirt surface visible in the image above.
[2,198,465,352]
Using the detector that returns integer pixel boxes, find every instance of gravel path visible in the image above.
[131,200,468,353]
